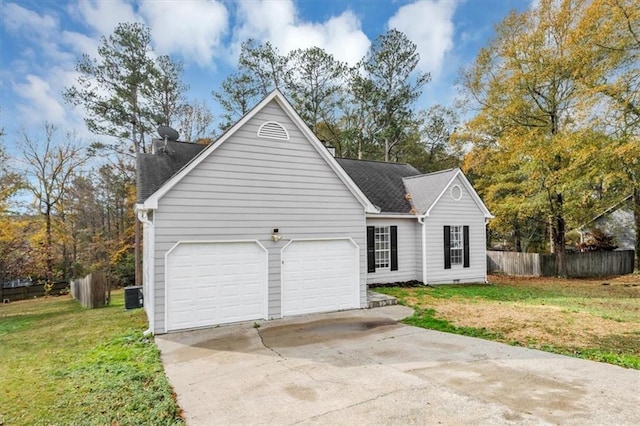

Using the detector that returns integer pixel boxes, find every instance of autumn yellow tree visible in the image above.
[460,0,612,275]
[572,0,640,269]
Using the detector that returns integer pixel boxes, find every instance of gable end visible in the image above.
[257,121,289,140]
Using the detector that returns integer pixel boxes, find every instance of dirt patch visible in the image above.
[398,275,640,357]
[490,274,640,297]
[427,299,640,350]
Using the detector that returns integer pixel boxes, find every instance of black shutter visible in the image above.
[444,226,451,269]
[367,226,376,273]
[463,225,470,268]
[390,226,398,271]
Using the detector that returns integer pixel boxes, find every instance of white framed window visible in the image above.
[450,225,463,265]
[375,226,390,269]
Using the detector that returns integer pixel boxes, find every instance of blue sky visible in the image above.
[0,0,530,154]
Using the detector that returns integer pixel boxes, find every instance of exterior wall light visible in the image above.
[271,229,282,242]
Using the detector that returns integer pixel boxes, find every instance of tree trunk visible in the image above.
[550,193,567,277]
[384,138,390,162]
[513,219,522,252]
[634,185,640,272]
[45,205,53,283]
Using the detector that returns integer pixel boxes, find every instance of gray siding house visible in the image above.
[136,90,493,334]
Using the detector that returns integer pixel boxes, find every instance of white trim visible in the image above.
[280,237,360,318]
[425,169,494,219]
[136,206,154,334]
[418,215,427,284]
[141,90,378,214]
[164,239,269,333]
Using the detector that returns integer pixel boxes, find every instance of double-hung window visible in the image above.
[444,225,469,269]
[367,225,398,273]
[374,226,390,269]
[450,226,463,265]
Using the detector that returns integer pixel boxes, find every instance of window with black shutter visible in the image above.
[367,226,376,272]
[445,225,470,269]
[390,226,398,271]
[367,225,398,272]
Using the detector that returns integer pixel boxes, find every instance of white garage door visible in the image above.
[282,239,360,316]
[166,241,267,331]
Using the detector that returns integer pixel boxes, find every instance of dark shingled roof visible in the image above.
[136,140,207,203]
[336,158,421,213]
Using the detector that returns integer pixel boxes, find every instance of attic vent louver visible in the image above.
[257,121,289,140]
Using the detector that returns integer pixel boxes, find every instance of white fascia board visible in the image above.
[425,169,495,219]
[141,90,282,210]
[271,94,379,214]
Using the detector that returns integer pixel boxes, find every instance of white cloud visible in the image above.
[1,2,76,63]
[233,0,370,66]
[13,75,67,125]
[388,0,457,78]
[1,2,57,38]
[61,30,100,58]
[72,0,140,36]
[140,0,228,66]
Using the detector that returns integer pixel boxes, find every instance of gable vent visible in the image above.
[257,121,289,140]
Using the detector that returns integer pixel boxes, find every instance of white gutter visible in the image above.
[417,215,427,285]
[365,213,416,219]
[136,207,154,336]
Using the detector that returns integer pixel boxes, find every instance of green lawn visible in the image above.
[376,275,640,369]
[0,291,183,425]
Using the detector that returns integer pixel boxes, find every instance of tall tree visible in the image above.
[212,72,260,132]
[350,29,431,161]
[65,23,159,156]
[65,22,188,285]
[461,0,597,275]
[213,40,288,132]
[21,124,86,283]
[573,0,640,269]
[238,39,289,96]
[403,105,460,172]
[0,144,21,214]
[286,47,347,136]
[147,55,189,128]
[177,99,215,142]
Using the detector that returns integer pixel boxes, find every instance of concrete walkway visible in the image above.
[156,306,640,425]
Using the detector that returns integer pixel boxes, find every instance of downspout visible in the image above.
[485,217,491,283]
[417,215,427,285]
[137,208,154,336]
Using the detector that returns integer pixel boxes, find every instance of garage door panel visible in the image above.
[166,242,267,331]
[282,239,359,317]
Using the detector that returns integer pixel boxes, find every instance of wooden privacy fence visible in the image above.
[1,282,68,302]
[70,272,108,308]
[487,250,635,277]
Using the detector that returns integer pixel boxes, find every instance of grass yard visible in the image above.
[376,274,640,369]
[0,290,183,425]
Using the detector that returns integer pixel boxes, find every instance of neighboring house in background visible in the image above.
[579,195,634,250]
[135,90,493,334]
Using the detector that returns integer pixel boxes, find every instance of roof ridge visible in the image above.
[403,168,458,180]
[336,157,412,166]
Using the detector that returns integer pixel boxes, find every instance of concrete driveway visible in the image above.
[156,306,640,425]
